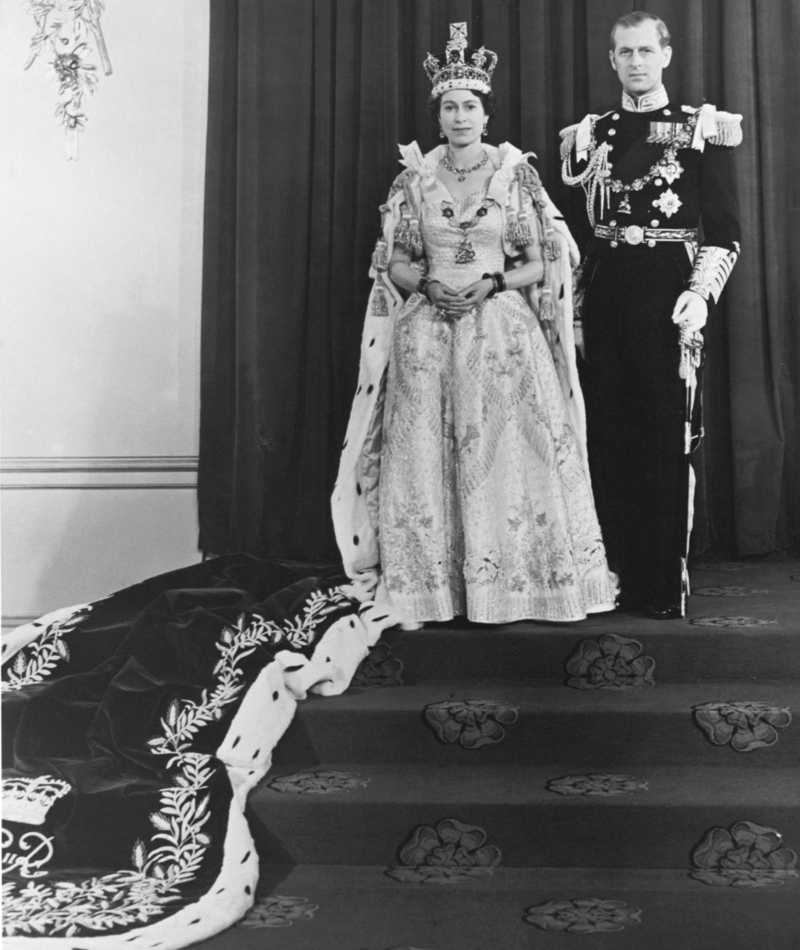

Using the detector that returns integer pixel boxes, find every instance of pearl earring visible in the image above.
[440,126,445,139]
[483,122,489,136]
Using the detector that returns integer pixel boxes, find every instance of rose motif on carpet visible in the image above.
[237,895,318,928]
[268,769,370,794]
[350,641,405,688]
[524,898,642,933]
[692,587,768,597]
[565,634,655,690]
[386,818,501,884]
[689,616,776,627]
[546,774,649,797]
[690,820,798,886]
[423,699,519,748]
[693,701,792,752]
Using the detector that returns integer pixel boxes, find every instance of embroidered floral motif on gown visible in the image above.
[379,186,616,623]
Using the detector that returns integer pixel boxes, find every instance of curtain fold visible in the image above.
[199,0,799,561]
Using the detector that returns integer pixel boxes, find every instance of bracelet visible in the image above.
[416,276,439,300]
[481,272,506,298]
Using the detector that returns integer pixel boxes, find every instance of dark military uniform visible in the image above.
[561,86,742,614]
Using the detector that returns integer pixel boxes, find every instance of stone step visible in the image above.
[271,680,799,768]
[196,864,800,950]
[247,763,800,869]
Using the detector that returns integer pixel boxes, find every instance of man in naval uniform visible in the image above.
[561,10,742,618]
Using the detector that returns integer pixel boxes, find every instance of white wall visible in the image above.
[0,0,210,621]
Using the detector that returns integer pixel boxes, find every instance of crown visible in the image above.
[423,22,498,98]
[2,775,72,826]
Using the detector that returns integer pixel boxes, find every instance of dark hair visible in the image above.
[609,11,671,50]
[426,89,498,125]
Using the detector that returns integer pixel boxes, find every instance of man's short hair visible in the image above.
[609,11,671,50]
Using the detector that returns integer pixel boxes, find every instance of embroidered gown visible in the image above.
[332,143,617,625]
[377,169,616,624]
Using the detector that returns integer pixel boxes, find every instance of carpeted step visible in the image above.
[383,619,800,684]
[247,763,800,869]
[271,680,800,768]
[375,561,800,684]
[197,864,800,950]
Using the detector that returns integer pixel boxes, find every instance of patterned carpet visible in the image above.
[192,559,799,949]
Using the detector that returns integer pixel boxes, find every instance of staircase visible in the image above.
[205,559,800,949]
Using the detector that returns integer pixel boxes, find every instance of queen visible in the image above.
[333,23,618,627]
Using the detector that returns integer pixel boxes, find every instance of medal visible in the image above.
[618,194,632,214]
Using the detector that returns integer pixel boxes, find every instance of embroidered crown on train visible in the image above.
[2,775,72,826]
[424,22,498,96]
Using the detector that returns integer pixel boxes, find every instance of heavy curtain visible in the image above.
[199,0,799,562]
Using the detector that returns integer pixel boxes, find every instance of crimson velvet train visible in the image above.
[2,556,396,947]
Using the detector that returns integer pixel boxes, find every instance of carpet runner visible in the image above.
[202,558,800,949]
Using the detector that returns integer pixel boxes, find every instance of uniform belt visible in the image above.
[594,224,698,247]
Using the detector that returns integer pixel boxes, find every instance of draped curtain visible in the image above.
[199,0,799,562]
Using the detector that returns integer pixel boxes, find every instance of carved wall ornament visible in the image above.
[23,0,113,158]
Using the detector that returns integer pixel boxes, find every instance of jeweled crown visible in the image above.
[2,775,72,826]
[424,22,498,98]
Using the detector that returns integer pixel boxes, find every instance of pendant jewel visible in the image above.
[454,236,477,264]
[443,200,490,264]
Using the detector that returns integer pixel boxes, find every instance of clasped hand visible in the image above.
[671,289,708,332]
[428,278,494,318]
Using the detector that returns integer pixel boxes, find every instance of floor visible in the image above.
[190,560,800,948]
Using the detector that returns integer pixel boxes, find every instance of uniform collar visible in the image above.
[621,85,669,113]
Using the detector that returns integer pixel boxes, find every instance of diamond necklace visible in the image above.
[441,149,489,183]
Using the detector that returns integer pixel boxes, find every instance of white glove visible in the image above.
[671,289,708,332]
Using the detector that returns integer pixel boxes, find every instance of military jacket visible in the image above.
[561,87,743,303]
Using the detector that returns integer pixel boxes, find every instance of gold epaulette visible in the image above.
[708,112,743,147]
[682,104,743,148]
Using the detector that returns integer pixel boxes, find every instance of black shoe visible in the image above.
[643,604,683,620]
